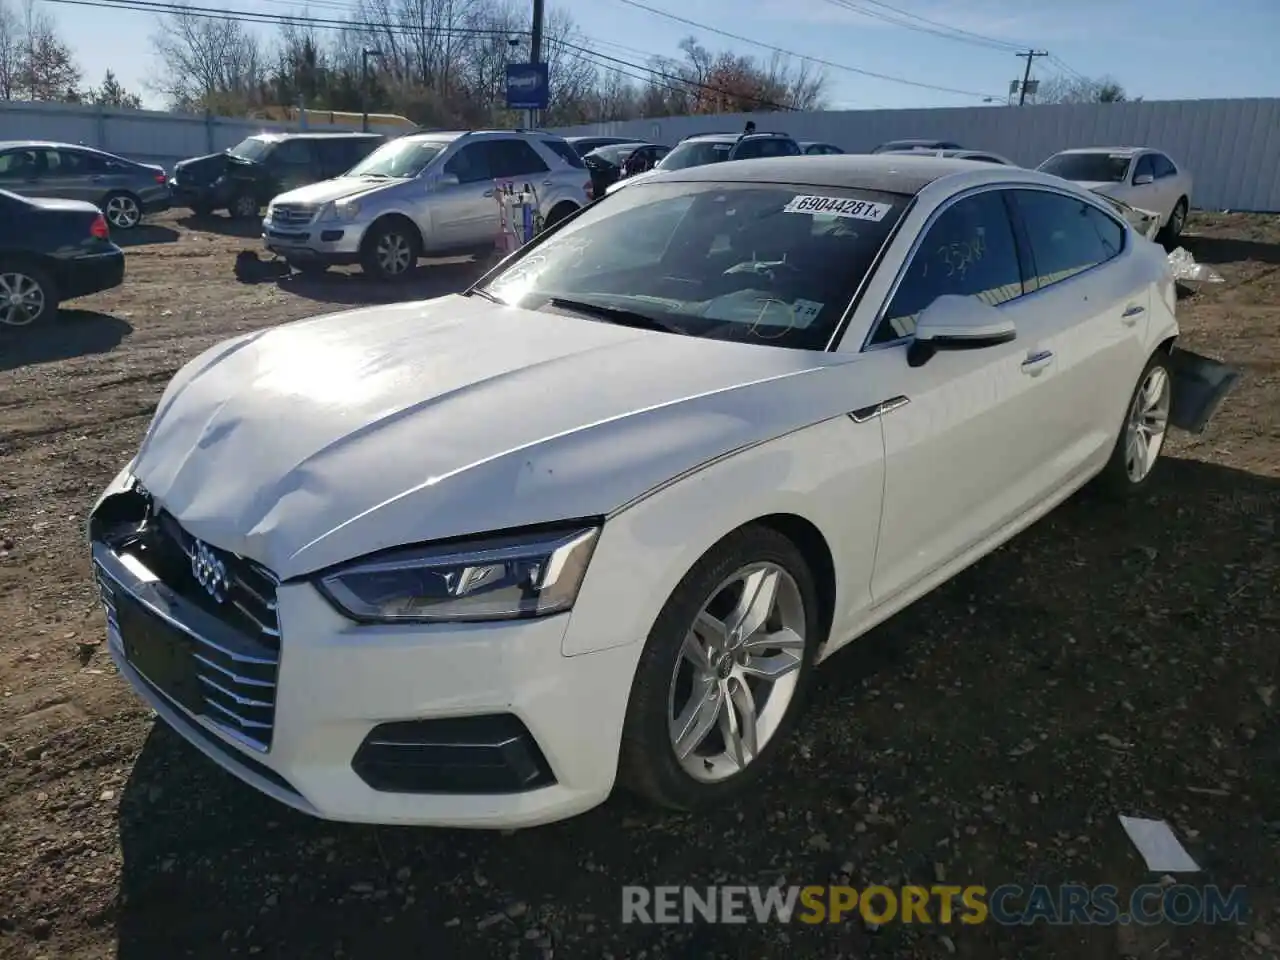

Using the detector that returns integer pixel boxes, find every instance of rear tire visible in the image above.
[619,524,821,811]
[1158,197,1188,247]
[360,219,419,281]
[191,202,214,218]
[1094,350,1173,498]
[544,202,578,230]
[0,260,57,328]
[103,192,143,230]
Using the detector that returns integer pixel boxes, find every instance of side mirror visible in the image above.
[434,172,460,189]
[907,294,1016,368]
[1133,172,1154,185]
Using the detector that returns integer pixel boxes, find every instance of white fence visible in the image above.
[0,100,404,172]
[554,98,1280,213]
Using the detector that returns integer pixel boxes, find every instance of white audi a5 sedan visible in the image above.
[89,155,1229,829]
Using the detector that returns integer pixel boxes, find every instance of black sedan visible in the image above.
[583,142,668,197]
[0,188,125,328]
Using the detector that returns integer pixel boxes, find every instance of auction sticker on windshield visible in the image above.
[782,195,892,221]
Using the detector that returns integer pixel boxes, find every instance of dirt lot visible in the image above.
[0,210,1277,960]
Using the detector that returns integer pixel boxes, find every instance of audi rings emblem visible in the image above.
[190,539,230,603]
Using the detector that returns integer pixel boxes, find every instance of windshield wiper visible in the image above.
[467,287,502,303]
[547,296,685,334]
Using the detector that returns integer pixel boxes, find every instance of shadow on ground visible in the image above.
[114,224,180,247]
[176,213,262,239]
[113,458,1279,959]
[1181,234,1280,266]
[0,311,132,371]
[276,259,493,306]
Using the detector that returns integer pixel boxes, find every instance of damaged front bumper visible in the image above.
[1168,347,1239,434]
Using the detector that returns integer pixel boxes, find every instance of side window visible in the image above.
[53,150,94,174]
[871,190,1023,345]
[488,139,550,179]
[1152,153,1177,179]
[1013,189,1124,290]
[1133,154,1155,182]
[540,139,586,169]
[0,150,33,178]
[315,141,349,177]
[443,143,493,184]
[269,140,314,171]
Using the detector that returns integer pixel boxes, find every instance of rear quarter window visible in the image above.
[542,139,587,169]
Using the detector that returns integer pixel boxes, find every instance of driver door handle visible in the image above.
[1021,349,1055,375]
[1121,303,1145,325]
[849,395,910,423]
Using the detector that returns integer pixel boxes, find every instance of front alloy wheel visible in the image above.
[374,231,414,277]
[668,563,806,780]
[621,524,820,810]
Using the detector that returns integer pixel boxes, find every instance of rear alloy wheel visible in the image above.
[103,193,142,230]
[620,525,820,810]
[0,265,56,328]
[1095,351,1173,496]
[1159,198,1188,246]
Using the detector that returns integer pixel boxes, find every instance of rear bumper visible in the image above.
[58,250,125,300]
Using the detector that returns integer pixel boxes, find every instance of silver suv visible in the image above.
[262,130,593,280]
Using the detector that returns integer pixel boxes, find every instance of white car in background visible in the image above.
[89,156,1232,829]
[1038,147,1192,244]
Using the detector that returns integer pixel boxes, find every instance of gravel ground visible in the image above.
[0,210,1277,960]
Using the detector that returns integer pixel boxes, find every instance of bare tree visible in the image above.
[149,4,264,111]
[1035,73,1130,105]
[10,0,80,101]
[0,0,20,99]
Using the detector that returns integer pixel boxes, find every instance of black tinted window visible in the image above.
[481,181,907,351]
[270,140,313,168]
[444,143,493,183]
[542,139,586,169]
[1039,152,1130,183]
[733,138,801,160]
[873,190,1023,345]
[1013,189,1124,289]
[488,139,549,178]
[1151,153,1177,178]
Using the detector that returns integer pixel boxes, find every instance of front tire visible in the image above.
[619,524,821,811]
[1095,350,1173,497]
[229,192,259,220]
[360,219,419,281]
[0,261,57,328]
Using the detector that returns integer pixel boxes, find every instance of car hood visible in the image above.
[174,152,230,181]
[130,295,857,579]
[273,177,400,206]
[1081,181,1126,197]
[26,196,102,214]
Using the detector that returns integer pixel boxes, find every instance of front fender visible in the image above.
[561,415,885,657]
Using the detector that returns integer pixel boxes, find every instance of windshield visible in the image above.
[227,137,272,162]
[479,181,907,351]
[346,138,449,178]
[657,141,733,171]
[1039,152,1131,183]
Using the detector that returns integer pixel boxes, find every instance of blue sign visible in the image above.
[506,63,549,110]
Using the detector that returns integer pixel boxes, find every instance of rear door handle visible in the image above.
[1121,304,1145,325]
[1021,349,1054,375]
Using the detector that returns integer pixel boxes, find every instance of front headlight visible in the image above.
[316,526,600,623]
[318,199,361,222]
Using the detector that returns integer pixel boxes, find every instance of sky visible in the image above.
[40,0,1280,112]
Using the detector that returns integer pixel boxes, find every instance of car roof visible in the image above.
[0,140,115,151]
[251,131,383,141]
[1051,146,1148,156]
[640,153,1020,194]
[683,131,793,143]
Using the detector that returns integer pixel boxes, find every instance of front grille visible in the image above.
[271,203,316,227]
[101,506,283,751]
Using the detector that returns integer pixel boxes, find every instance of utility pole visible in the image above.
[1014,49,1048,105]
[528,0,545,128]
[361,48,382,131]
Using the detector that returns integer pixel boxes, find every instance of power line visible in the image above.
[39,0,797,111]
[819,0,1023,52]
[615,0,1003,100]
